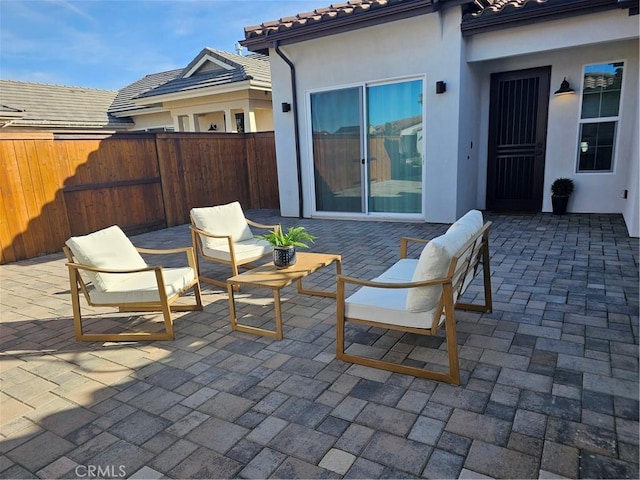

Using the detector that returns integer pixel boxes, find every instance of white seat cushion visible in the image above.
[345,285,438,329]
[91,267,196,304]
[191,202,254,250]
[66,225,147,292]
[202,238,272,263]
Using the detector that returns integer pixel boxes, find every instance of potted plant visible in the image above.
[257,225,316,268]
[551,178,574,215]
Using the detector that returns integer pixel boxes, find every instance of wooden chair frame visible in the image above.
[190,216,279,289]
[336,222,492,385]
[64,245,203,342]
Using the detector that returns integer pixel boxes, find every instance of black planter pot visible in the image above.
[552,195,569,215]
[273,246,296,269]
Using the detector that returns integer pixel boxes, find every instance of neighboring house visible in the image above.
[1,47,273,134]
[241,0,640,236]
[0,80,132,131]
[110,48,273,133]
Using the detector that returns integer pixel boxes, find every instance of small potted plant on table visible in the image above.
[551,177,575,215]
[257,225,316,268]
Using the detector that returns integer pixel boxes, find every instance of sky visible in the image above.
[0,0,322,91]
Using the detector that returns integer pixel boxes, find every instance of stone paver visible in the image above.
[1,212,638,479]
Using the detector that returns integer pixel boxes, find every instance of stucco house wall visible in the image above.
[468,41,638,219]
[468,12,638,231]
[127,111,175,132]
[271,8,465,222]
[260,2,639,235]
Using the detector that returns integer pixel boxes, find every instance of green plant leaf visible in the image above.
[256,225,316,248]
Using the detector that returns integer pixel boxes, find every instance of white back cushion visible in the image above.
[65,225,147,292]
[406,213,481,312]
[190,202,253,249]
[446,209,483,235]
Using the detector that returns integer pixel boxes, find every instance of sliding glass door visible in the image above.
[311,87,364,213]
[310,78,423,216]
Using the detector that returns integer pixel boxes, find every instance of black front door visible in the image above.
[486,67,550,212]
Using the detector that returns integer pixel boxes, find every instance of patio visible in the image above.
[0,211,638,479]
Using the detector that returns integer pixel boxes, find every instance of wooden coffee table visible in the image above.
[226,252,341,340]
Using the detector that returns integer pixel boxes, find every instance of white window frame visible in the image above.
[576,60,626,174]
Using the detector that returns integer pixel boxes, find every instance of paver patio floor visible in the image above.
[1,211,638,479]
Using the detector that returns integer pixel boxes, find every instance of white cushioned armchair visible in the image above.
[336,210,493,384]
[189,201,279,288]
[64,225,203,342]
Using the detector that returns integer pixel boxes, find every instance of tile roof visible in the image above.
[109,69,183,114]
[461,0,636,33]
[0,80,132,129]
[243,0,406,38]
[133,48,270,101]
[240,0,636,47]
[241,0,437,51]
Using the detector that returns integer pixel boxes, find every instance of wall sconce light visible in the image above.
[281,102,291,113]
[554,77,575,96]
[436,81,446,94]
[208,123,217,131]
[580,141,588,153]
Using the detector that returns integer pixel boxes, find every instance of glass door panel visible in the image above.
[366,80,423,214]
[311,87,364,213]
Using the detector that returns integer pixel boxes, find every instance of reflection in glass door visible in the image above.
[367,80,423,213]
[310,79,423,216]
[310,87,364,213]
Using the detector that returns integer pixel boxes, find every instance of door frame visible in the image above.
[486,66,551,212]
[306,77,426,220]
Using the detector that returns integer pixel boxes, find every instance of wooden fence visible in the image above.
[0,131,279,264]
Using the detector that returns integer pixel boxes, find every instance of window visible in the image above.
[577,62,624,172]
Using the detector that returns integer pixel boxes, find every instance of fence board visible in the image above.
[156,133,254,227]
[0,140,28,263]
[248,132,279,209]
[1,131,279,263]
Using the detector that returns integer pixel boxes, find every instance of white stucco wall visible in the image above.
[269,8,466,222]
[267,5,638,233]
[471,39,638,225]
[623,99,639,237]
[129,111,174,131]
[466,9,639,63]
[456,40,482,219]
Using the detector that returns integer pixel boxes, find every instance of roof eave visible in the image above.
[0,111,26,119]
[8,120,131,129]
[241,0,438,53]
[109,106,168,117]
[461,0,637,36]
[132,80,270,105]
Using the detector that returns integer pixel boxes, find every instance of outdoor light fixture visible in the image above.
[281,102,292,112]
[554,77,575,96]
[208,123,217,131]
[436,81,446,94]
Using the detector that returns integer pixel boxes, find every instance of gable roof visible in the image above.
[0,80,132,129]
[241,0,637,51]
[132,48,270,102]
